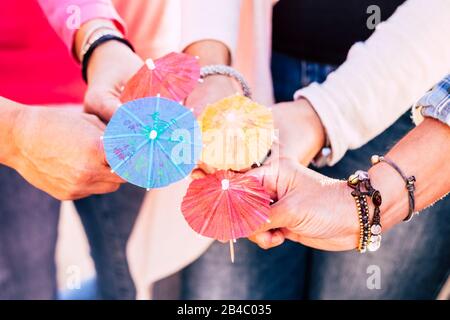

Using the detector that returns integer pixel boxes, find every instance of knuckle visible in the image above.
[109,183,121,193]
[73,168,93,185]
[62,189,79,201]
[87,139,104,162]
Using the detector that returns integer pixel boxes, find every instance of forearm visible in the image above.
[73,18,119,62]
[37,0,124,53]
[296,0,450,165]
[184,40,231,66]
[180,0,241,62]
[369,118,450,229]
[0,97,23,167]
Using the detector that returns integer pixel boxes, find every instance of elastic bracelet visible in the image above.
[81,35,135,83]
[200,65,252,98]
[348,170,383,252]
[371,155,416,222]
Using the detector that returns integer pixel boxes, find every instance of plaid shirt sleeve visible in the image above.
[412,74,450,126]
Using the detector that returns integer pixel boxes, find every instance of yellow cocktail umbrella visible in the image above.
[199,94,274,171]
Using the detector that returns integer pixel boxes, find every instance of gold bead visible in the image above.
[348,174,359,185]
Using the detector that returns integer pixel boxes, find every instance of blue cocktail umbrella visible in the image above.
[103,96,202,189]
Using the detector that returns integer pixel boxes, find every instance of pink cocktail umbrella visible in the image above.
[121,52,201,103]
[181,170,272,262]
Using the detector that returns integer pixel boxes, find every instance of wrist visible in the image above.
[86,40,136,84]
[202,74,240,92]
[368,162,408,230]
[336,180,361,244]
[0,100,24,167]
[74,19,119,62]
[292,98,326,163]
[184,40,231,66]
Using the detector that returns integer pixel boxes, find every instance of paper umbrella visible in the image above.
[120,52,201,103]
[199,94,274,171]
[102,96,202,189]
[181,170,271,243]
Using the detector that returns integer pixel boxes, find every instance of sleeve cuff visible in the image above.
[180,0,240,62]
[294,84,350,166]
[60,1,126,52]
[412,74,450,126]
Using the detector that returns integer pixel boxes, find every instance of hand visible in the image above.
[11,106,124,200]
[268,98,326,166]
[186,75,239,178]
[182,39,236,178]
[247,159,359,251]
[84,41,143,122]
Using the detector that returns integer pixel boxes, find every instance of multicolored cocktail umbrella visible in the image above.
[199,94,274,171]
[181,170,272,261]
[103,96,202,189]
[121,52,201,103]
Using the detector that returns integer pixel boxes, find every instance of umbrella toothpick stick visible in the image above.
[229,240,235,263]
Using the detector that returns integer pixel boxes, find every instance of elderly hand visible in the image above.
[186,75,239,178]
[247,159,359,251]
[10,106,124,200]
[84,40,143,122]
[268,98,326,167]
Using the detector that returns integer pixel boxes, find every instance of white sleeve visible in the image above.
[180,0,242,59]
[294,0,450,165]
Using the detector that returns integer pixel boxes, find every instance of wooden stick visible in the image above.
[229,240,235,263]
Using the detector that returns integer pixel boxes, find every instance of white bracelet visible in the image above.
[200,65,252,98]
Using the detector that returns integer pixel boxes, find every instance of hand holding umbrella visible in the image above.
[103,96,202,189]
[182,93,275,262]
[120,52,201,103]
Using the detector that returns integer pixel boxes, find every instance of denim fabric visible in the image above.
[0,165,60,299]
[0,165,144,300]
[413,74,450,126]
[154,51,450,300]
[74,184,145,300]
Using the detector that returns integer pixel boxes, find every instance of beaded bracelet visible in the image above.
[200,65,252,98]
[348,171,371,252]
[371,155,416,222]
[348,170,383,252]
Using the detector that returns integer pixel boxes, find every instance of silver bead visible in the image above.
[368,240,381,252]
[357,170,369,181]
[370,234,381,243]
[370,224,382,235]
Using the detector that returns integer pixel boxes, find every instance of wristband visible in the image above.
[348,170,383,252]
[371,155,416,222]
[81,34,134,83]
[200,65,252,98]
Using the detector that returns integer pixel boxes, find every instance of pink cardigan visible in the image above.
[0,0,123,104]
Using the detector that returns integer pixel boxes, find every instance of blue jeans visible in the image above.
[153,52,450,299]
[0,166,144,299]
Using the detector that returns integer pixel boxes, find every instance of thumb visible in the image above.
[85,87,122,123]
[257,200,290,232]
[245,164,279,200]
[97,95,122,123]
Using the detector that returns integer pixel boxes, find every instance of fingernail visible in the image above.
[271,233,284,245]
[259,233,272,247]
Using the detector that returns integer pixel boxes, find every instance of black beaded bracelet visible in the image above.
[348,170,383,252]
[81,34,134,83]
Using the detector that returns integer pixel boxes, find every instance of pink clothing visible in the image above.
[0,0,123,105]
[37,0,124,50]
